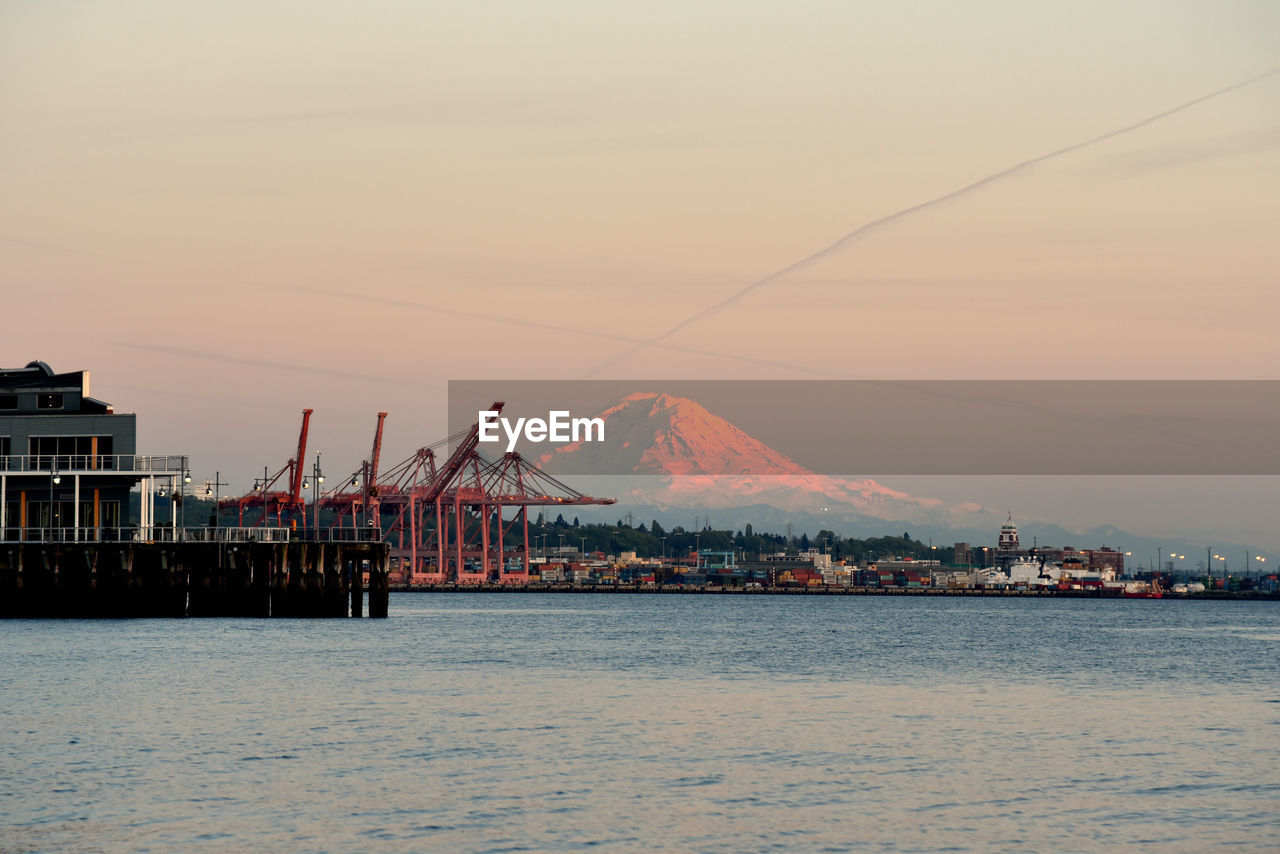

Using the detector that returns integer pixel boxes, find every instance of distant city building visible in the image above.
[998,513,1019,551]
[1083,547,1126,575]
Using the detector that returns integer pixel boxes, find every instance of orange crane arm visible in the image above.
[368,411,387,496]
[419,401,503,503]
[287,409,313,504]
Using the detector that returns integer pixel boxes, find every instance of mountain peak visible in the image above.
[538,393,807,475]
[534,392,968,524]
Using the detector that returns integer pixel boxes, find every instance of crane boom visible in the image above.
[418,401,503,503]
[287,409,313,503]
[368,411,387,493]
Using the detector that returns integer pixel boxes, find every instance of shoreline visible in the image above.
[389,583,1278,600]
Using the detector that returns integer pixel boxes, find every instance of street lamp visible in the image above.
[179,468,191,529]
[156,476,177,536]
[1256,555,1267,579]
[661,535,667,564]
[204,471,228,530]
[301,453,323,538]
[48,461,61,538]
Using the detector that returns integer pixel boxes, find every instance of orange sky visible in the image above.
[3,2,1278,547]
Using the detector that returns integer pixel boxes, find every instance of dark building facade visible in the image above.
[1,361,183,540]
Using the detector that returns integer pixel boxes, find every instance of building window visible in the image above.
[0,394,17,410]
[100,501,120,532]
[27,435,114,469]
[37,393,64,409]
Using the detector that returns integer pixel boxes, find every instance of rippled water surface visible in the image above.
[2,595,1278,852]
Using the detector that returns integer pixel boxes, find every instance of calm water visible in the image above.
[2,594,1278,852]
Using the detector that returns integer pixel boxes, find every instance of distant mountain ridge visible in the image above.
[535,392,996,527]
[526,392,1268,560]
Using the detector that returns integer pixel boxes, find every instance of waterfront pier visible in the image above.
[0,529,388,618]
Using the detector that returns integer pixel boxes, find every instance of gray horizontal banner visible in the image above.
[448,380,1280,476]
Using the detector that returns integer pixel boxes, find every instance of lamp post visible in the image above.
[49,461,61,539]
[301,453,323,539]
[1256,555,1267,580]
[346,473,360,529]
[580,536,587,560]
[180,467,191,530]
[661,535,667,565]
[204,471,228,531]
[157,477,176,538]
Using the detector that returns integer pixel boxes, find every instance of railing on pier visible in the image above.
[0,525,385,545]
[0,455,188,474]
[305,527,384,543]
[1,526,288,544]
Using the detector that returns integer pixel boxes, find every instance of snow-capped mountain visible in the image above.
[534,392,996,525]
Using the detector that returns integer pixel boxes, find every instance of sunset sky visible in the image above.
[3,2,1278,547]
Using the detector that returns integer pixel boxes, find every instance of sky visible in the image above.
[3,1,1279,548]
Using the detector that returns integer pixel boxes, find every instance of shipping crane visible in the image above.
[219,409,313,527]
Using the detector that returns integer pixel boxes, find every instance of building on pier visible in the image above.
[0,360,186,542]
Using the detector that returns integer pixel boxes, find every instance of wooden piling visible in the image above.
[349,549,364,617]
[368,549,389,618]
[0,539,386,618]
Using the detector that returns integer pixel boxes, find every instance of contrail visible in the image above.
[115,342,406,386]
[289,285,847,378]
[585,65,1280,377]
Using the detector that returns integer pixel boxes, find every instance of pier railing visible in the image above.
[0,455,188,474]
[0,525,383,544]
